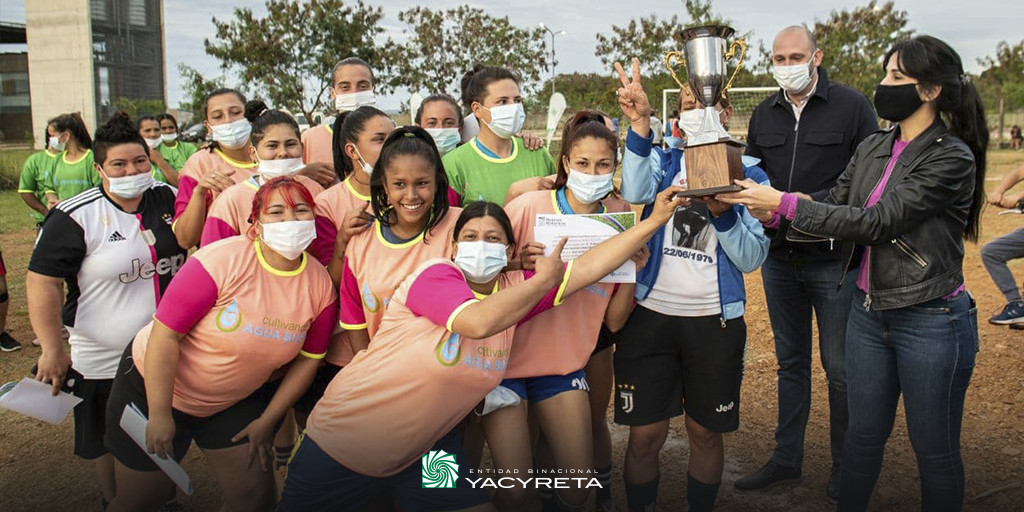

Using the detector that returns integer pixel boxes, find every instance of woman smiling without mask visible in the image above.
[442,66,556,207]
[483,110,646,512]
[28,112,186,509]
[281,189,686,512]
[103,177,336,512]
[718,36,987,512]
[136,115,179,186]
[200,101,326,246]
[338,127,462,355]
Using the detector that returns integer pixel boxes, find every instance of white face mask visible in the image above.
[258,157,304,179]
[482,103,526,140]
[144,137,162,149]
[260,219,316,261]
[335,91,377,113]
[352,146,374,175]
[210,118,253,149]
[454,241,508,284]
[426,128,461,155]
[161,133,178,143]
[566,168,614,205]
[104,169,154,199]
[678,109,707,141]
[772,61,814,93]
[48,136,66,152]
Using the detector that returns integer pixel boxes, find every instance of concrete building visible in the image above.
[26,0,165,149]
[0,22,32,143]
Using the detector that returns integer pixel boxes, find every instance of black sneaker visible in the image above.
[734,460,802,491]
[0,332,22,352]
[826,464,840,502]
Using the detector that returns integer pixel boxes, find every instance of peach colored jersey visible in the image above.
[200,174,325,246]
[339,207,461,338]
[306,259,566,477]
[503,189,629,378]
[301,124,334,166]
[310,178,372,367]
[173,148,258,222]
[132,236,337,417]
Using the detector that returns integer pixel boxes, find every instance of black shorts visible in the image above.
[68,368,113,460]
[104,345,280,471]
[591,325,616,356]
[294,362,342,416]
[613,306,745,432]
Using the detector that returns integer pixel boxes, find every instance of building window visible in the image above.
[91,0,107,22]
[129,0,147,26]
[98,66,111,106]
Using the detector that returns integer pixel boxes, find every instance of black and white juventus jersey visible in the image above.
[29,184,187,379]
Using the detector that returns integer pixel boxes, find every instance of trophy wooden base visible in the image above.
[680,138,745,197]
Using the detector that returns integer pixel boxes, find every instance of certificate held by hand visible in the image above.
[533,212,637,283]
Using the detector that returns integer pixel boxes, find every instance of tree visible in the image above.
[112,98,167,119]
[383,6,548,97]
[177,64,225,121]
[204,0,390,121]
[812,1,914,98]
[977,40,1024,112]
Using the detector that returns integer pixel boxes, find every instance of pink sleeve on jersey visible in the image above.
[406,264,478,328]
[154,258,218,333]
[310,214,337,267]
[338,256,367,329]
[447,186,461,208]
[173,175,200,220]
[201,217,239,247]
[300,304,338,359]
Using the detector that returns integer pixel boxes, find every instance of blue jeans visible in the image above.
[761,255,852,468]
[839,290,978,512]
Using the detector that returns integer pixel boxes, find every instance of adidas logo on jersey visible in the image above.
[107,231,127,242]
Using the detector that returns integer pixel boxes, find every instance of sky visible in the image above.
[1,0,1021,110]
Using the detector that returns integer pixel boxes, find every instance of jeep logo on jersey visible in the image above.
[716,401,735,413]
[118,255,186,283]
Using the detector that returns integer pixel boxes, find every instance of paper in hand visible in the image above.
[533,212,637,283]
[0,378,82,425]
[119,403,194,495]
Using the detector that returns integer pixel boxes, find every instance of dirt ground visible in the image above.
[1,152,1023,512]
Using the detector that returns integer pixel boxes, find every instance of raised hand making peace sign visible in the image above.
[614,57,653,138]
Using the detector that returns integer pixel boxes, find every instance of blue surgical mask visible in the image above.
[566,168,614,204]
[426,128,461,155]
[454,241,508,284]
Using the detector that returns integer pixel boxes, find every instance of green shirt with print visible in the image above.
[442,137,555,207]
[46,149,101,200]
[18,150,58,222]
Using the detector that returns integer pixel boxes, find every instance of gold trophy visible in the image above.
[665,25,747,197]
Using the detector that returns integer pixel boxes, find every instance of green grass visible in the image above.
[0,191,39,234]
[0,148,34,191]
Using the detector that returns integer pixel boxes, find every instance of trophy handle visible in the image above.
[722,38,748,101]
[664,51,694,101]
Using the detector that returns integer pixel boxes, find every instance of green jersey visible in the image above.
[18,150,58,222]
[158,140,198,171]
[442,137,555,206]
[46,149,100,200]
[151,163,168,184]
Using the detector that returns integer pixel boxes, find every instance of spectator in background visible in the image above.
[737,25,878,501]
[18,122,60,227]
[156,113,198,173]
[43,112,97,205]
[1011,125,1022,151]
[982,164,1024,326]
[664,109,682,149]
[650,113,663,148]
[0,243,19,352]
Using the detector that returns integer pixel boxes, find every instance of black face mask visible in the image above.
[873,83,924,123]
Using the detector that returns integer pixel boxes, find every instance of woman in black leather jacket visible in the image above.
[720,35,987,512]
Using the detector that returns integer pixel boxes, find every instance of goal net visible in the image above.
[660,86,777,141]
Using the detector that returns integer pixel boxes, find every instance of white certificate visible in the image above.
[119,403,195,495]
[0,378,82,425]
[533,212,637,283]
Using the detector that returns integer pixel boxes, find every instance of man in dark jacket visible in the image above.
[736,25,878,501]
